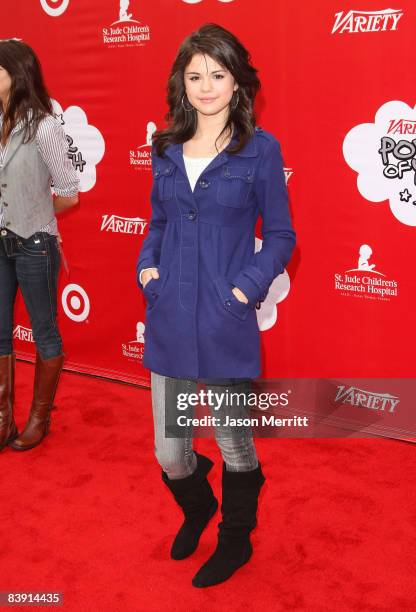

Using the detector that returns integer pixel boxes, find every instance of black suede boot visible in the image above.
[161,451,219,560]
[192,460,266,587]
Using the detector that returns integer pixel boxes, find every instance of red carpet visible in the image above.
[1,361,415,611]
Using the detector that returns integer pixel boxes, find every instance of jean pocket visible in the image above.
[17,233,48,257]
[213,275,251,321]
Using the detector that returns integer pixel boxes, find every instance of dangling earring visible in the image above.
[181,94,194,112]
[230,91,239,111]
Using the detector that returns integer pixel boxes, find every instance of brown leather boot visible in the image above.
[0,354,18,451]
[10,352,65,451]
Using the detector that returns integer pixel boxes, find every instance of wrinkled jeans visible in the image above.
[151,370,259,479]
[0,229,62,359]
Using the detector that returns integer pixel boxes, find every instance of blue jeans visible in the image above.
[0,229,62,360]
[151,371,259,479]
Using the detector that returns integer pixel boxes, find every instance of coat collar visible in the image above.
[161,130,258,179]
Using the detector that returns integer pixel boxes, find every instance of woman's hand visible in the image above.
[232,286,249,304]
[142,268,159,288]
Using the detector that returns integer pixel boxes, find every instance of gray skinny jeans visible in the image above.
[151,370,259,479]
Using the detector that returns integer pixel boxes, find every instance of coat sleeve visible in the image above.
[230,136,296,305]
[136,148,167,288]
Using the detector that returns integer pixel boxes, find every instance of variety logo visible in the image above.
[13,325,34,343]
[283,167,293,185]
[130,121,156,169]
[334,244,398,301]
[335,385,400,413]
[103,1,151,48]
[331,8,403,34]
[122,321,145,361]
[51,99,105,193]
[101,215,148,234]
[62,284,90,322]
[255,237,291,332]
[40,0,69,16]
[387,118,416,135]
[343,100,416,227]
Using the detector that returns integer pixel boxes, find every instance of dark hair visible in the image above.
[153,23,261,157]
[0,39,53,145]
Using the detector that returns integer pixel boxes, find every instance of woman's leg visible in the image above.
[151,371,219,559]
[204,377,259,472]
[0,234,19,448]
[0,233,18,357]
[10,232,64,451]
[151,370,197,479]
[14,232,62,360]
[192,377,265,588]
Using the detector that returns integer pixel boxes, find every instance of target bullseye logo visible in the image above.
[62,284,90,322]
[40,0,69,16]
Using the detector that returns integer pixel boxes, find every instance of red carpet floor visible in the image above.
[1,361,415,612]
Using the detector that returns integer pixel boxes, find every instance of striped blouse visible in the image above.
[0,112,79,235]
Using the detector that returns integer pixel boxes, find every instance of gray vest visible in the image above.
[0,123,55,238]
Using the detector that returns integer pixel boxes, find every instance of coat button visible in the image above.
[199,179,210,189]
[1,183,6,188]
[3,202,8,207]
[5,222,10,226]
[187,210,197,220]
[225,299,232,307]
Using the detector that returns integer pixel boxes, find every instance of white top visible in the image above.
[139,153,216,285]
[182,153,216,192]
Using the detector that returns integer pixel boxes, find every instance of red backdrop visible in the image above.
[1,0,414,387]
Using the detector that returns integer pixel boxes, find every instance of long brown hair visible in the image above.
[153,23,261,157]
[0,39,53,145]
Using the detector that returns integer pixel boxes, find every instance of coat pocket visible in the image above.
[213,275,251,321]
[143,265,170,311]
[217,164,255,208]
[154,163,175,201]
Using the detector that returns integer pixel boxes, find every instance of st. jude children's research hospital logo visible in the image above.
[102,1,151,47]
[334,244,398,301]
[130,121,155,170]
[122,322,145,362]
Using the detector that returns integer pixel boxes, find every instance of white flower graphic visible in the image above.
[254,237,291,331]
[343,100,416,227]
[51,99,105,193]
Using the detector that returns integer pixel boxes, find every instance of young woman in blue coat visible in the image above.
[137,23,296,587]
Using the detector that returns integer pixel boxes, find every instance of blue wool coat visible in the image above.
[136,126,296,379]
